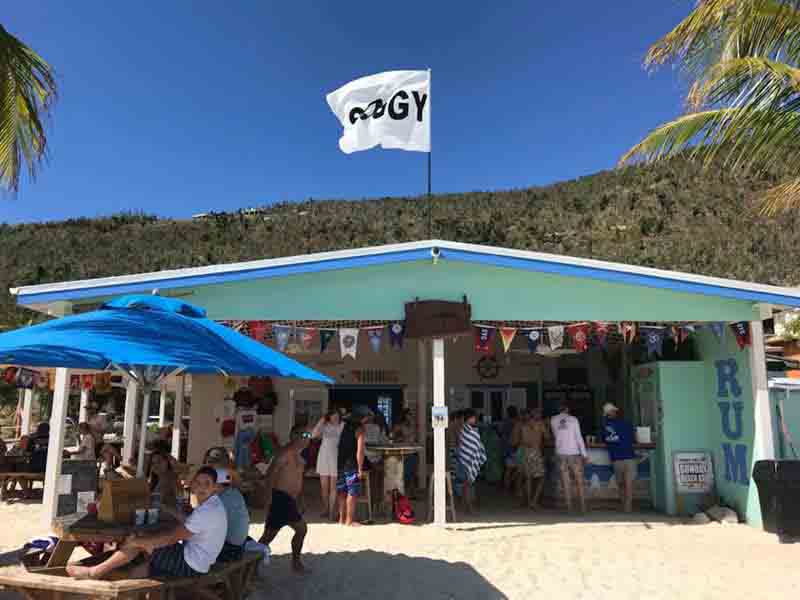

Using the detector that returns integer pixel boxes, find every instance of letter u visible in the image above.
[718,401,744,439]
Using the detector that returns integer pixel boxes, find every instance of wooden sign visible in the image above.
[98,478,149,524]
[405,297,471,339]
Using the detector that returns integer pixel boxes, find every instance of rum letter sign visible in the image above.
[404,297,472,339]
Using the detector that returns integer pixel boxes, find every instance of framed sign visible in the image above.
[673,451,714,494]
[431,406,448,429]
[405,298,471,339]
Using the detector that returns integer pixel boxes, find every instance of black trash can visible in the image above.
[753,460,800,541]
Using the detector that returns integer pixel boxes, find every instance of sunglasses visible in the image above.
[299,432,312,439]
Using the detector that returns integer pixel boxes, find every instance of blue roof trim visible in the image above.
[15,243,800,309]
[16,249,432,305]
[443,248,800,307]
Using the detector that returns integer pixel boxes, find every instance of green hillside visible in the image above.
[2,157,798,328]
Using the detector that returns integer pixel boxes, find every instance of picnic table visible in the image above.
[367,443,423,508]
[48,513,179,568]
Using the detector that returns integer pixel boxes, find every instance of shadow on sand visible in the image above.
[251,549,507,600]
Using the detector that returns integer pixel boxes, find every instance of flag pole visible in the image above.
[427,68,432,239]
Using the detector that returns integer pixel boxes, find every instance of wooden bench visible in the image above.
[0,472,45,499]
[0,552,262,600]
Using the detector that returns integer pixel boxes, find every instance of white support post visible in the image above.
[432,337,446,526]
[158,384,168,427]
[417,339,429,490]
[171,376,184,461]
[42,368,71,529]
[750,319,776,461]
[79,388,90,424]
[137,384,151,477]
[21,388,34,436]
[122,380,138,466]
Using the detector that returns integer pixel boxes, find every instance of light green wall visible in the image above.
[771,387,800,460]
[187,260,759,322]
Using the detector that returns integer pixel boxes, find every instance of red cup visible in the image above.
[87,502,98,515]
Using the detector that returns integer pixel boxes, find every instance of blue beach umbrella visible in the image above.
[0,294,332,474]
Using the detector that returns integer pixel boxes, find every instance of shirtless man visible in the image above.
[258,427,311,573]
[513,409,548,509]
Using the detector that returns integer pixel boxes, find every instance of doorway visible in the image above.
[328,386,404,429]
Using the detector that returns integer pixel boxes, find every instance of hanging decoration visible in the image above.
[670,325,681,345]
[620,322,637,345]
[247,321,268,343]
[525,329,542,353]
[95,373,112,394]
[679,325,694,344]
[474,326,495,354]
[730,322,751,350]
[273,325,292,352]
[593,322,610,348]
[547,325,564,350]
[710,322,725,342]
[16,369,36,390]
[389,322,406,349]
[320,329,337,354]
[82,374,94,391]
[499,327,517,353]
[640,326,665,358]
[299,328,317,352]
[475,355,501,379]
[2,367,18,385]
[340,328,359,359]
[367,328,384,354]
[70,374,81,391]
[567,323,590,353]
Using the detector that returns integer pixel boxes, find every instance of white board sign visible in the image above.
[431,406,448,429]
[673,451,714,494]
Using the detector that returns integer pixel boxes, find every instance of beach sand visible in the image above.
[1,492,799,600]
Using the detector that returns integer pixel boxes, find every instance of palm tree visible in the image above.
[0,23,57,193]
[621,0,800,214]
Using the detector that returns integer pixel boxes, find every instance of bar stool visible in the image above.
[357,471,373,522]
[427,471,457,523]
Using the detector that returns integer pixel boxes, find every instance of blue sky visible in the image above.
[3,2,691,224]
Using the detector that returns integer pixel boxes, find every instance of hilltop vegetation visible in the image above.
[1,157,799,328]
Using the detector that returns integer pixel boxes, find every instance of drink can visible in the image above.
[134,508,146,526]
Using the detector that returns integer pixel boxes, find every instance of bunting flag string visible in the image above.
[273,325,292,352]
[594,322,609,348]
[547,325,564,350]
[340,328,359,359]
[567,323,590,353]
[389,322,405,349]
[247,321,269,343]
[525,329,543,353]
[82,374,94,391]
[640,326,665,358]
[710,322,725,342]
[320,329,337,354]
[730,322,751,350]
[620,322,637,345]
[299,328,317,352]
[499,327,517,353]
[475,326,495,353]
[367,328,384,353]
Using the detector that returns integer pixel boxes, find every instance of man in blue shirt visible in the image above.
[601,403,636,513]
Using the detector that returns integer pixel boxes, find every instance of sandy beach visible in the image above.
[1,491,799,600]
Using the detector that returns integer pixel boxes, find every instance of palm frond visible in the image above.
[759,177,800,214]
[0,24,57,193]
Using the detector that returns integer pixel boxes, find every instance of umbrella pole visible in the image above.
[136,381,152,478]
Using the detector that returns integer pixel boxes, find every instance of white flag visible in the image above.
[339,328,359,359]
[326,70,430,154]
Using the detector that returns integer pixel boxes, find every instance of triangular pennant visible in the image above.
[340,328,359,359]
[82,374,94,391]
[548,326,564,350]
[367,328,384,353]
[640,326,665,358]
[525,329,542,353]
[499,327,517,353]
[273,325,292,352]
[567,324,590,353]
[389,322,405,349]
[710,322,725,342]
[2,367,17,385]
[247,321,268,343]
[680,325,695,343]
[730,322,751,350]
[299,328,317,352]
[320,329,337,353]
[594,323,609,348]
[475,326,495,353]
[620,322,637,345]
[670,325,681,345]
[17,369,36,390]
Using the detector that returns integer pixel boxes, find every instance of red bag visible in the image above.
[392,489,416,525]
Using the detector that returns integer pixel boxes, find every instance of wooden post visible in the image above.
[158,383,168,427]
[417,339,429,490]
[750,318,776,461]
[122,379,138,466]
[43,368,71,528]
[432,337,446,525]
[78,388,90,424]
[21,388,33,436]
[172,376,185,461]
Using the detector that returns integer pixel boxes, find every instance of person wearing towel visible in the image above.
[601,403,637,513]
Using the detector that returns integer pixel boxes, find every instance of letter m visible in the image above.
[715,359,742,398]
[722,443,749,484]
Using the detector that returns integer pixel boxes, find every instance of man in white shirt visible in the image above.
[550,402,589,514]
[67,466,227,579]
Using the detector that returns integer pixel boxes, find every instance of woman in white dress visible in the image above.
[312,409,344,518]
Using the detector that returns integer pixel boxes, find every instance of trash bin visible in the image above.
[753,460,800,542]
